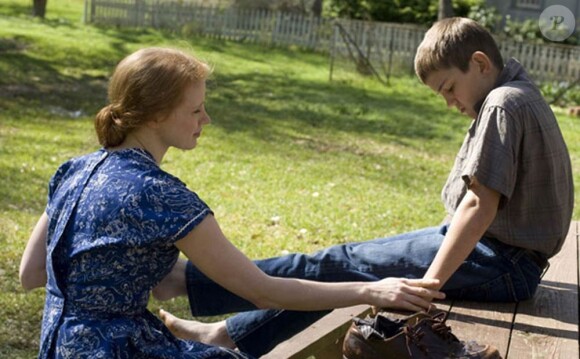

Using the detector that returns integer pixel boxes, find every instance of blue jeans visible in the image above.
[185,225,546,357]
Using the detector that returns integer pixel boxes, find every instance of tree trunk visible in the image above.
[437,0,454,20]
[33,0,47,18]
[311,0,323,17]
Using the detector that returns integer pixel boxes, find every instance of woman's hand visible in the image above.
[178,216,445,312]
[366,278,445,312]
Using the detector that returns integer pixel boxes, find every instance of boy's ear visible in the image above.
[471,51,493,74]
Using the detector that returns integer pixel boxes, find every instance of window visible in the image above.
[515,0,542,9]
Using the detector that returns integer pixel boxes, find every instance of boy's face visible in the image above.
[424,53,498,119]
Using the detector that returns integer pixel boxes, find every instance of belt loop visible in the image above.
[540,261,551,280]
[525,249,549,272]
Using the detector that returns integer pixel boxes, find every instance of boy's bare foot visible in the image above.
[159,309,236,349]
[152,258,188,301]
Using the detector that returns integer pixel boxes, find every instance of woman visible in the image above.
[19,47,444,358]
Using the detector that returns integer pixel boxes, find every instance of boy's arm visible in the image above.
[424,176,500,289]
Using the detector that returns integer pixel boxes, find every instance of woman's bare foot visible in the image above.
[152,258,188,301]
[159,309,236,349]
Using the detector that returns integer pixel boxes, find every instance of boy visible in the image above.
[414,17,574,292]
[157,17,574,357]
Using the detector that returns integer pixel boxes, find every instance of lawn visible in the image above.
[1,1,579,357]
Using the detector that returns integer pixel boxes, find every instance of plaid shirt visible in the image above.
[442,58,574,257]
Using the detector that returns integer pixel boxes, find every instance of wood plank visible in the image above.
[262,304,372,359]
[445,300,515,358]
[508,221,579,359]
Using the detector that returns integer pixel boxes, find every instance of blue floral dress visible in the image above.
[39,148,252,359]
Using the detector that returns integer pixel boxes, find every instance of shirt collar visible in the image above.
[130,147,157,165]
[473,58,528,115]
[103,147,158,166]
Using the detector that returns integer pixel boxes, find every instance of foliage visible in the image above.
[326,0,370,19]
[231,0,321,14]
[469,7,545,43]
[327,0,484,24]
[502,17,543,42]
[540,81,580,108]
[467,3,502,32]
[370,0,436,24]
[502,16,578,45]
[468,3,579,45]
[328,0,579,45]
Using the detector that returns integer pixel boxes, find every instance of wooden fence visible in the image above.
[85,0,580,83]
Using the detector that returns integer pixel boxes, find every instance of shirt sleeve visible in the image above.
[46,160,74,217]
[462,105,521,201]
[125,175,214,245]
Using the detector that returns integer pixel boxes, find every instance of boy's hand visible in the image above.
[367,277,445,313]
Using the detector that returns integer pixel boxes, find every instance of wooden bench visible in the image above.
[263,221,579,358]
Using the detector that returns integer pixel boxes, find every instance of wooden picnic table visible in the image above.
[263,221,579,358]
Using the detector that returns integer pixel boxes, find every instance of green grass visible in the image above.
[1,1,579,357]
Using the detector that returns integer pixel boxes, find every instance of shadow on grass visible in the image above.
[0,2,32,17]
[0,44,108,114]
[0,23,464,170]
[207,71,461,146]
[92,21,331,66]
[1,31,460,144]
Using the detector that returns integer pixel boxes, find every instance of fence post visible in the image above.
[272,11,281,46]
[89,0,96,23]
[329,22,338,82]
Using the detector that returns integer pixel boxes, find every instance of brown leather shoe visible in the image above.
[342,310,502,359]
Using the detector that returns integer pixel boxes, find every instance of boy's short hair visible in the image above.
[414,17,504,83]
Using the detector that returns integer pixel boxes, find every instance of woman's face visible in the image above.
[158,81,211,150]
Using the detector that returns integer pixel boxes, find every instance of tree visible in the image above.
[33,0,48,18]
[329,0,370,20]
[311,0,323,17]
[437,0,454,20]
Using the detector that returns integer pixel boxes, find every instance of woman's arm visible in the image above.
[176,215,444,312]
[19,212,49,290]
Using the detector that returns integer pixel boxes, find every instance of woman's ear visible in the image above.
[147,113,169,129]
[145,120,160,130]
[471,51,493,74]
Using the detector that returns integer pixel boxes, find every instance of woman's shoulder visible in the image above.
[50,149,107,187]
[106,148,188,188]
[56,149,105,170]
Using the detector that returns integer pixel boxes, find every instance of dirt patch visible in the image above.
[569,106,580,117]
[0,37,28,53]
[0,84,37,98]
[0,84,38,98]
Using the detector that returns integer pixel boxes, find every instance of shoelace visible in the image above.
[429,312,461,344]
[402,311,462,357]
[403,324,429,356]
[353,312,463,357]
